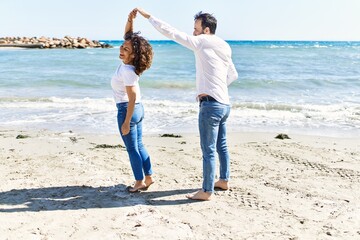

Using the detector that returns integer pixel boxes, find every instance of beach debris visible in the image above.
[160,133,182,138]
[94,144,124,149]
[0,36,113,49]
[16,134,30,139]
[134,221,142,227]
[127,212,137,217]
[275,133,291,140]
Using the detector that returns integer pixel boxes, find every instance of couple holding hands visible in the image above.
[111,8,238,201]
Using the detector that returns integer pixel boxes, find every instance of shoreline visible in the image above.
[1,127,359,239]
[3,123,359,139]
[0,43,45,49]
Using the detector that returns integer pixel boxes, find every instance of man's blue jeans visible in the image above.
[117,102,153,181]
[199,100,231,193]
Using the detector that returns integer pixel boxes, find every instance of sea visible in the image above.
[1,40,360,137]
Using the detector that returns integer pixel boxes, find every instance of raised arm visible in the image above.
[124,9,137,38]
[136,7,201,51]
[136,8,150,19]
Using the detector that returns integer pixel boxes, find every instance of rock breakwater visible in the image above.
[0,36,112,49]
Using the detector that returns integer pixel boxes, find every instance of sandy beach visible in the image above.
[0,128,359,239]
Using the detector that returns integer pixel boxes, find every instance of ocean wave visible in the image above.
[0,97,359,136]
[0,96,114,111]
[140,80,194,89]
[232,102,303,112]
[232,101,359,111]
[2,40,360,137]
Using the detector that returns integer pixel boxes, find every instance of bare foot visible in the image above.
[186,190,212,201]
[127,180,147,193]
[214,179,229,190]
[144,175,154,188]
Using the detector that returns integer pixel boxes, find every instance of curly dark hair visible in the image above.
[124,31,153,76]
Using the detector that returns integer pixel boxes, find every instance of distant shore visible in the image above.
[0,36,112,49]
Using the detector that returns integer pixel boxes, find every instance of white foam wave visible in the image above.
[1,97,359,137]
[0,97,115,111]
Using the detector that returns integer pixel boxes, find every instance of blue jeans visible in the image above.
[199,100,231,193]
[117,102,153,181]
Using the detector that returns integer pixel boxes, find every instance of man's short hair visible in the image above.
[194,11,217,34]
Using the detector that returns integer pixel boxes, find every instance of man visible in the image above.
[136,8,238,200]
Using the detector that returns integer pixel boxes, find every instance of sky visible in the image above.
[1,0,360,41]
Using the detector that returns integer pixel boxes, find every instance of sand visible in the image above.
[0,128,359,239]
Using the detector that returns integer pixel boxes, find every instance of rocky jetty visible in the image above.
[0,36,112,49]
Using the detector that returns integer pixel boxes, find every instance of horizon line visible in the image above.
[100,39,360,42]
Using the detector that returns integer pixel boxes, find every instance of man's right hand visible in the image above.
[136,8,151,19]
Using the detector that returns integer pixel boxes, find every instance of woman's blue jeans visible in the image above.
[199,100,231,193]
[117,102,153,181]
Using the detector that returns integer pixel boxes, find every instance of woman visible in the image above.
[111,10,154,193]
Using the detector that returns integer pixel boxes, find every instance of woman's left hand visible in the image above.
[128,9,137,21]
[121,122,130,136]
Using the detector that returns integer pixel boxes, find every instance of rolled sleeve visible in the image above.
[226,61,238,86]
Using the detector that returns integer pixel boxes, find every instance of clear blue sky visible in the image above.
[1,0,360,41]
